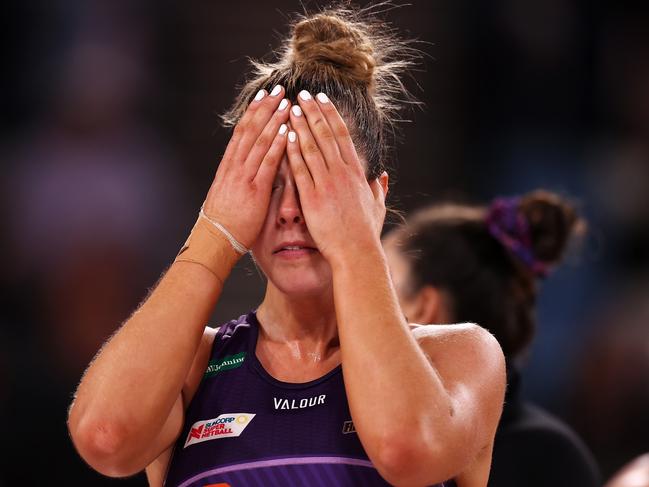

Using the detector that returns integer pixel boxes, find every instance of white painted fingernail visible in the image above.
[278,99,288,111]
[288,131,297,142]
[279,124,287,135]
[270,85,282,97]
[291,105,302,117]
[299,90,312,101]
[316,93,329,103]
[254,90,265,102]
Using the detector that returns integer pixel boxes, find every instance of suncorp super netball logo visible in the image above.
[184,413,255,448]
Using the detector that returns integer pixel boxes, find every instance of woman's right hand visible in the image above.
[202,85,291,248]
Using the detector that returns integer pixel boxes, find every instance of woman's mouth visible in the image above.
[273,243,319,258]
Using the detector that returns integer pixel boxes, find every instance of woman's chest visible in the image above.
[163,360,384,486]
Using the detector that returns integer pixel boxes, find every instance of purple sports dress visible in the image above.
[164,311,457,487]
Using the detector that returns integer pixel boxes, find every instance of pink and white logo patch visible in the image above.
[184,413,255,448]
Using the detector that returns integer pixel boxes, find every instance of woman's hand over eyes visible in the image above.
[286,91,387,265]
[202,86,291,248]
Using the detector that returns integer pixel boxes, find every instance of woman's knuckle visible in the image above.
[315,125,334,141]
[255,134,271,148]
[303,142,320,155]
[262,151,278,165]
[233,122,247,137]
[334,126,350,138]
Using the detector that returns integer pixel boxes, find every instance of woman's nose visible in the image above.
[277,184,304,226]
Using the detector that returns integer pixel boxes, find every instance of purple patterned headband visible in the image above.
[485,197,549,278]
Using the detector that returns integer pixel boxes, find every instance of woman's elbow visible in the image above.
[373,434,454,486]
[67,416,143,478]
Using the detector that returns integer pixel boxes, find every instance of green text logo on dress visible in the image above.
[204,352,246,378]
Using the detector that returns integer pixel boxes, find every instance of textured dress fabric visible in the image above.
[164,311,456,487]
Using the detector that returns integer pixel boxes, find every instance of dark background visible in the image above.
[1,0,648,484]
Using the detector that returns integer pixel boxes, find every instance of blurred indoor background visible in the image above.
[1,0,648,484]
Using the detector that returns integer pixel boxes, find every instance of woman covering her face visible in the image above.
[67,6,506,487]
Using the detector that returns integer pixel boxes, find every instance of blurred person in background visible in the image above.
[570,284,649,481]
[383,190,601,487]
[66,5,507,487]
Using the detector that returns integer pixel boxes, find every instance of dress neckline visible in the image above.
[245,309,343,390]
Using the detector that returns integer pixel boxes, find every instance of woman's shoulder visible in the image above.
[213,311,256,341]
[409,321,506,408]
[181,312,254,403]
[409,322,502,353]
[408,321,506,390]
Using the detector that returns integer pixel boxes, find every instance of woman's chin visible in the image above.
[269,270,332,298]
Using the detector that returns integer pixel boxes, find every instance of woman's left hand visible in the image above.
[286,90,387,266]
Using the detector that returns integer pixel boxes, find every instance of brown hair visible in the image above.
[222,3,419,179]
[391,190,586,358]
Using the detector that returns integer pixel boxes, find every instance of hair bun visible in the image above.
[519,190,585,265]
[291,13,376,85]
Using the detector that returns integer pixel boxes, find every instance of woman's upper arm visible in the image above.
[413,323,507,465]
[144,326,218,482]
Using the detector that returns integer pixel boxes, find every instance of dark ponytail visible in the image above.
[392,190,586,358]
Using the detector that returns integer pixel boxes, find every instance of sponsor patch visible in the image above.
[342,420,356,434]
[204,352,246,378]
[184,413,255,448]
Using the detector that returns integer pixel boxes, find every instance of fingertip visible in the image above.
[253,89,266,103]
[288,131,297,143]
[298,90,312,102]
[316,92,329,104]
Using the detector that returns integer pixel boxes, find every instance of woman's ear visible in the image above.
[409,285,447,325]
[378,171,389,198]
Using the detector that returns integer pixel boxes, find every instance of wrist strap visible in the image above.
[198,207,249,255]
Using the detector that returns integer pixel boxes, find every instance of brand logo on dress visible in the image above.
[204,352,246,379]
[273,394,326,410]
[184,413,255,448]
[342,420,356,434]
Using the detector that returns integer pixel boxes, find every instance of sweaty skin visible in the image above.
[67,87,506,487]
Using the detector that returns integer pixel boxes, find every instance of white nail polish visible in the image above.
[278,99,288,111]
[254,90,265,102]
[288,131,297,142]
[316,93,329,103]
[292,105,302,117]
[270,85,282,97]
[279,124,287,135]
[299,90,312,101]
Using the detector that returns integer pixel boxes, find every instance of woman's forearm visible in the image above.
[67,227,238,472]
[332,244,468,484]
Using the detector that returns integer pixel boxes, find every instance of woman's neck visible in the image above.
[256,283,340,362]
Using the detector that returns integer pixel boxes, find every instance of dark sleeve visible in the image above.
[488,409,602,487]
